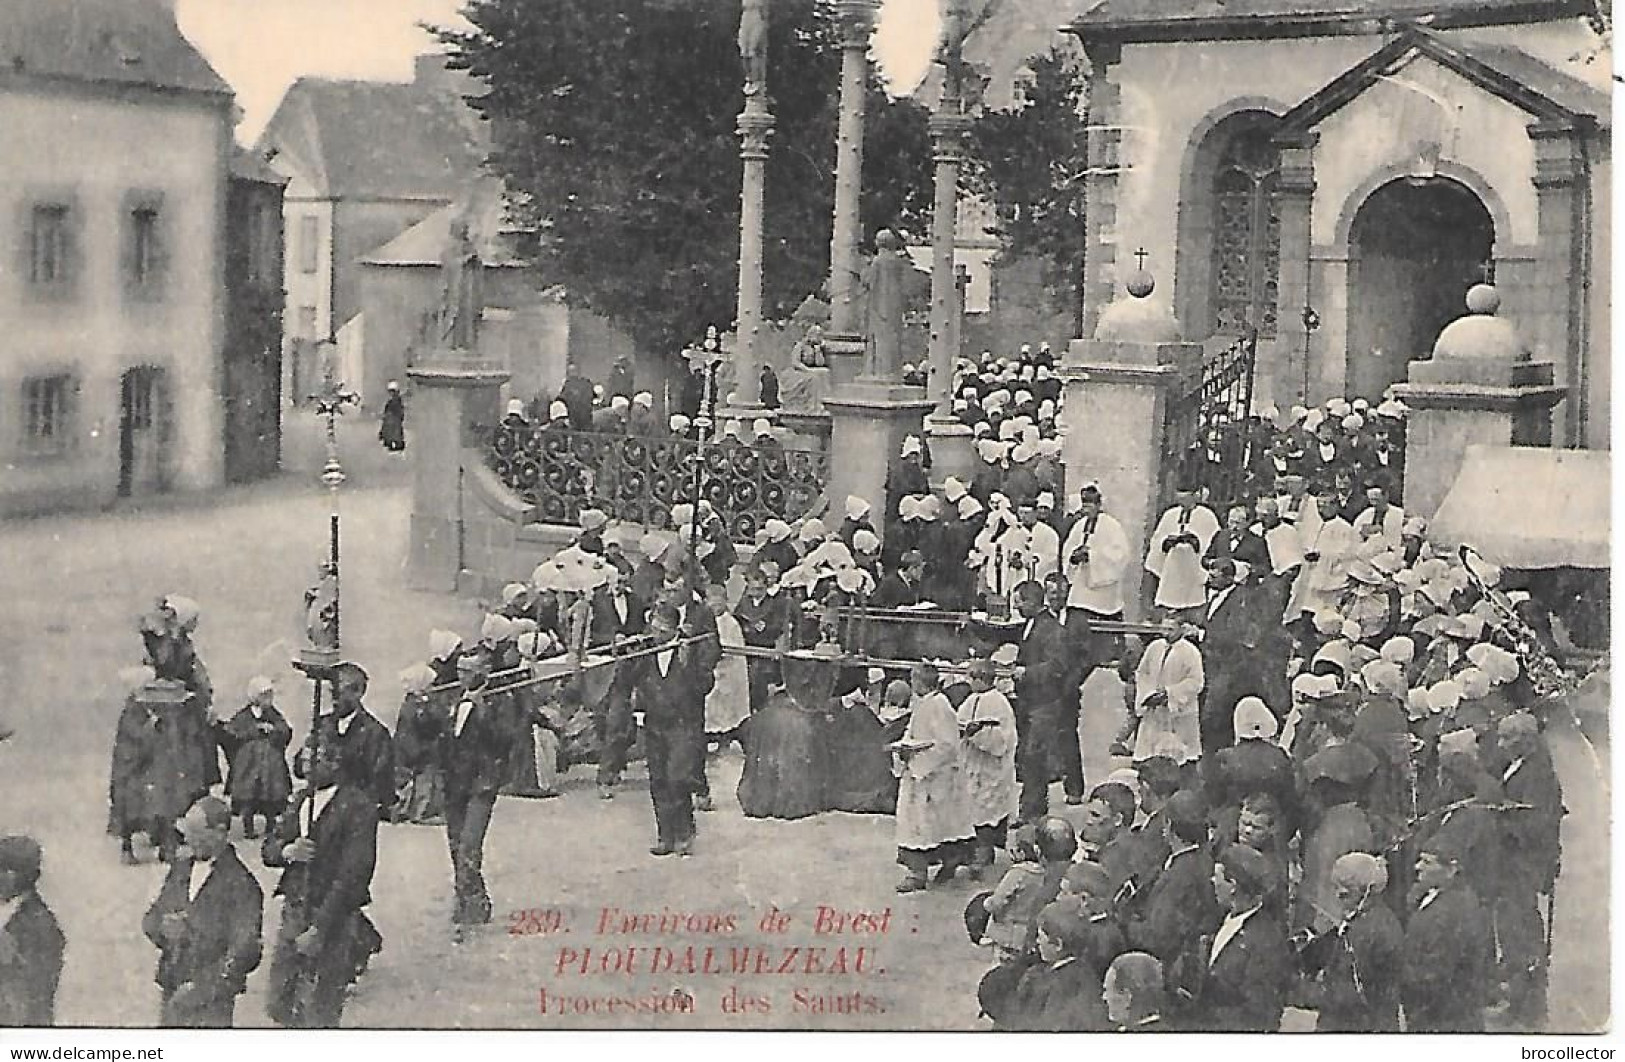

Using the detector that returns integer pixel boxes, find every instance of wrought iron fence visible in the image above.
[486,424,829,544]
[1163,329,1260,511]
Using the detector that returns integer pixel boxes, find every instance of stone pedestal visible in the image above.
[1391,358,1565,521]
[925,414,976,488]
[824,381,934,542]
[405,354,509,592]
[1057,331,1201,619]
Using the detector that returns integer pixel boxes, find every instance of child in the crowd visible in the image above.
[982,825,1047,958]
[222,676,292,838]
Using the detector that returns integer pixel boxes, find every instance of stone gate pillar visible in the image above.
[405,356,509,592]
[1057,285,1201,619]
[1390,283,1565,520]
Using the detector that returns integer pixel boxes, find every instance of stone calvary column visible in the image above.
[727,0,774,415]
[924,0,977,486]
[823,0,881,387]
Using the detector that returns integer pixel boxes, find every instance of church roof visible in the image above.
[257,76,485,201]
[1068,0,1588,44]
[1278,27,1609,134]
[0,0,231,98]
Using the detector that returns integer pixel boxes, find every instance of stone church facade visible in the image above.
[1067,0,1609,449]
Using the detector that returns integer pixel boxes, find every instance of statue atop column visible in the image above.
[861,229,911,380]
[739,0,769,96]
[438,214,485,351]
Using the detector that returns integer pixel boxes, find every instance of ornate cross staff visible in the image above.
[295,350,360,833]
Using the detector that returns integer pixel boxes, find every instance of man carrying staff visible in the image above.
[263,740,380,1028]
[631,604,709,857]
[438,652,511,936]
[141,796,262,1028]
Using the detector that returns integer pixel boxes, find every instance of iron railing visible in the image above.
[486,424,829,544]
[1163,328,1260,511]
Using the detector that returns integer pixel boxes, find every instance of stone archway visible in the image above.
[1345,176,1494,399]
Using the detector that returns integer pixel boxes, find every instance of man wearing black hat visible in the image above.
[1195,844,1292,1031]
[262,740,379,1028]
[631,604,708,857]
[1403,824,1494,1031]
[0,836,64,1026]
[1124,789,1218,1016]
[440,652,513,933]
[141,796,263,1027]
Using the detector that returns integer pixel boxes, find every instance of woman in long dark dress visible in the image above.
[379,382,407,452]
[737,683,831,820]
[823,672,902,814]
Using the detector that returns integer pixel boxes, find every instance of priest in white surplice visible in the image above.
[1131,621,1205,762]
[1145,487,1220,615]
[1286,490,1356,623]
[1062,482,1131,681]
[955,658,1017,880]
[892,664,975,893]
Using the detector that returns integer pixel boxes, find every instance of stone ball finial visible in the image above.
[1432,282,1527,362]
[1126,269,1156,299]
[1465,282,1500,315]
[875,229,903,253]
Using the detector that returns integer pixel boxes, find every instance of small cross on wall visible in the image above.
[1134,247,1149,271]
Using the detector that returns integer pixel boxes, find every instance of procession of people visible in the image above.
[0,331,1588,1034]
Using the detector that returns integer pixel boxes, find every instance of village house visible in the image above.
[0,0,282,516]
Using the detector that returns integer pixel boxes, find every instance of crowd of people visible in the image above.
[0,326,1585,1034]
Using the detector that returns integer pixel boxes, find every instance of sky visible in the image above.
[175,0,943,146]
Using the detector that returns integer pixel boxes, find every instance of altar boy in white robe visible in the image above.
[892,664,976,893]
[1145,487,1220,617]
[1286,489,1355,629]
[956,658,1018,881]
[1131,621,1205,762]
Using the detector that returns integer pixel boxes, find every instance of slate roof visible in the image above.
[230,147,287,185]
[0,0,231,97]
[1069,0,1587,41]
[258,76,486,201]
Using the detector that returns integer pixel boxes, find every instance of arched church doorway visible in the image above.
[1345,176,1493,399]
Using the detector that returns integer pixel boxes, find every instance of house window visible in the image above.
[297,305,317,339]
[299,215,319,274]
[30,205,71,286]
[22,374,73,454]
[248,203,279,285]
[1208,127,1282,338]
[131,206,162,289]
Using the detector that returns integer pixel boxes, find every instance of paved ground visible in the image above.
[0,448,1609,1030]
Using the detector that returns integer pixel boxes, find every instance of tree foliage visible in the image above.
[965,44,1089,327]
[438,0,933,358]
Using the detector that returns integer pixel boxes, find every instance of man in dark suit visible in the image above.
[1195,559,1274,755]
[654,572,722,812]
[733,564,788,714]
[1403,824,1495,1031]
[632,604,709,857]
[590,579,647,801]
[1493,712,1565,1029]
[1195,844,1292,1031]
[141,797,262,1027]
[0,836,64,1027]
[304,664,395,815]
[1013,581,1071,823]
[439,652,513,935]
[872,551,927,609]
[262,743,380,1028]
[1124,791,1218,1019]
[1205,504,1270,571]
